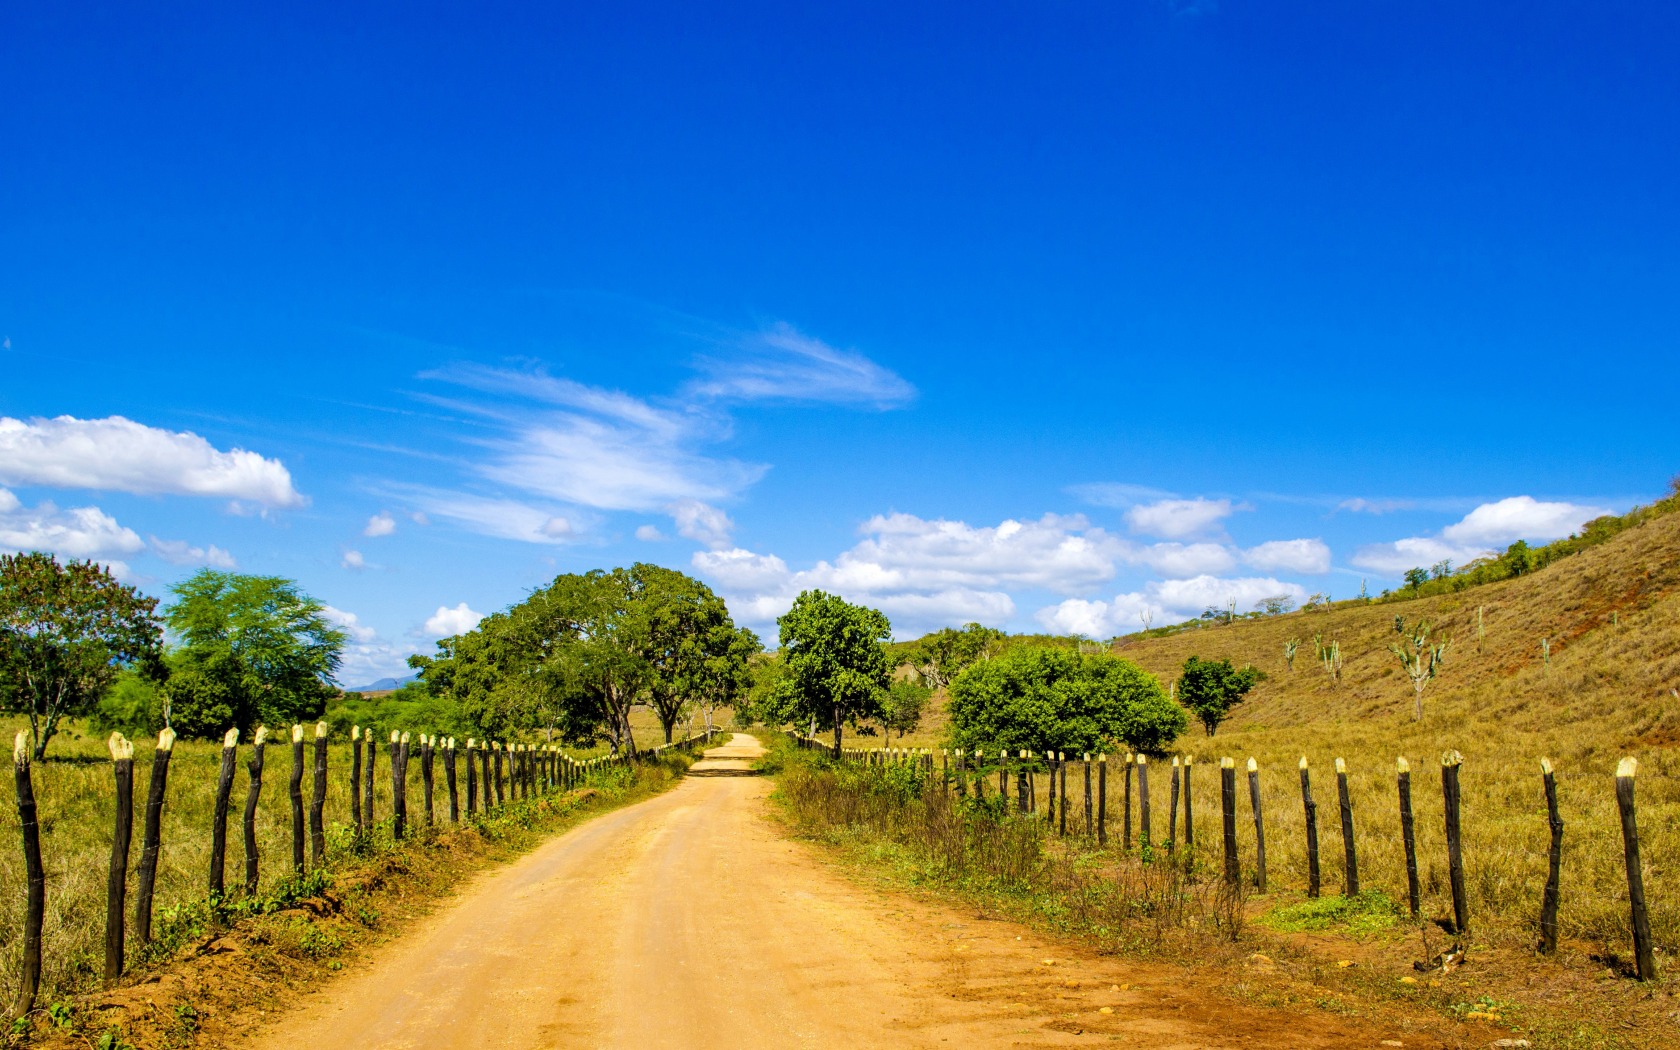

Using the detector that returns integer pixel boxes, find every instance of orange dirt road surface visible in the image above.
[241,735,1395,1049]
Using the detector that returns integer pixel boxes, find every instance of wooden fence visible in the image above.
[783,732,1657,982]
[7,724,721,1015]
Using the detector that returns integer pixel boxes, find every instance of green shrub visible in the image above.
[947,647,1184,754]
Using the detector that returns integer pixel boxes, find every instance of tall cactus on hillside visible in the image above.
[1283,638,1299,672]
[1390,618,1449,722]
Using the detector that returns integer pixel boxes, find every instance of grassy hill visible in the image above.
[885,500,1680,959]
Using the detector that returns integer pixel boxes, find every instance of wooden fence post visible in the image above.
[1097,755,1108,846]
[289,725,306,873]
[1615,757,1655,980]
[1397,757,1419,918]
[1247,758,1266,892]
[350,726,364,835]
[311,723,328,866]
[364,731,377,832]
[105,733,135,985]
[465,739,478,815]
[11,731,44,1017]
[1537,757,1563,954]
[210,728,239,899]
[1084,754,1093,837]
[1058,753,1069,835]
[134,728,175,948]
[1123,752,1134,849]
[1299,757,1319,899]
[1441,750,1467,934]
[1182,755,1194,847]
[446,738,460,822]
[1137,755,1151,849]
[493,742,506,808]
[1017,750,1030,814]
[1220,757,1239,885]
[1167,756,1181,849]
[1336,757,1358,896]
[1046,752,1058,827]
[954,750,968,798]
[243,727,268,894]
[391,732,407,840]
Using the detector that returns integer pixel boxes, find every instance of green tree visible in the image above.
[946,647,1184,755]
[638,566,734,744]
[773,590,892,755]
[693,625,762,732]
[0,552,163,760]
[907,623,1005,689]
[1402,567,1429,592]
[882,678,931,743]
[164,570,346,736]
[1176,655,1262,736]
[1500,540,1534,577]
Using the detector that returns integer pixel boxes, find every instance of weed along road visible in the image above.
[244,735,1378,1050]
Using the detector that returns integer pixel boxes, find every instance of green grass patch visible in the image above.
[1257,891,1402,937]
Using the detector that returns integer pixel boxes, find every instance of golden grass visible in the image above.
[0,708,693,1000]
[877,509,1680,962]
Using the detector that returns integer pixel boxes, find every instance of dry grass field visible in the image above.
[873,506,1680,962]
[0,705,695,1001]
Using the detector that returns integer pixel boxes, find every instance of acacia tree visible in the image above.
[693,625,762,732]
[165,570,346,737]
[773,590,891,755]
[0,552,162,760]
[882,678,931,743]
[638,566,744,744]
[907,623,1005,689]
[1177,655,1262,736]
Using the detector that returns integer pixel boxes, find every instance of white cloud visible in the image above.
[149,537,237,569]
[1243,538,1331,574]
[670,499,734,549]
[1151,575,1308,618]
[0,415,304,507]
[1132,541,1237,578]
[1337,497,1413,515]
[0,488,145,560]
[424,602,484,638]
[692,513,1121,637]
[1125,498,1238,539]
[1036,575,1309,637]
[401,492,588,546]
[1350,537,1492,576]
[634,524,666,542]
[321,605,378,644]
[335,641,421,689]
[1351,495,1612,577]
[1036,594,1162,638]
[1441,496,1611,546]
[341,550,366,570]
[686,322,916,409]
[364,512,396,537]
[409,511,430,525]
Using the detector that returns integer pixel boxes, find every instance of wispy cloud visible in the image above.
[686,322,916,409]
[407,320,910,546]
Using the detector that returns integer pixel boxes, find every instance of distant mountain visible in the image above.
[343,672,419,693]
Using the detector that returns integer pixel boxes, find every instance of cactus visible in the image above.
[1390,618,1449,722]
[1321,640,1343,683]
[1541,636,1551,670]
[1283,638,1299,672]
[1476,605,1485,653]
[1139,609,1154,632]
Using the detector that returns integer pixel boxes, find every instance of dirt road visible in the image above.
[244,735,1392,1049]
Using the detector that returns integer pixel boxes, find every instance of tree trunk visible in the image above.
[832,703,843,756]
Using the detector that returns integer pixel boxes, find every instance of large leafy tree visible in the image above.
[693,625,763,732]
[164,570,346,736]
[947,647,1184,755]
[0,552,163,760]
[1177,655,1262,736]
[773,590,892,755]
[638,566,734,744]
[907,623,1005,689]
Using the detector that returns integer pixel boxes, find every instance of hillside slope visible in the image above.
[1114,503,1680,769]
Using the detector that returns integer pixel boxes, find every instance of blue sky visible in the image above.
[2,2,1676,684]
